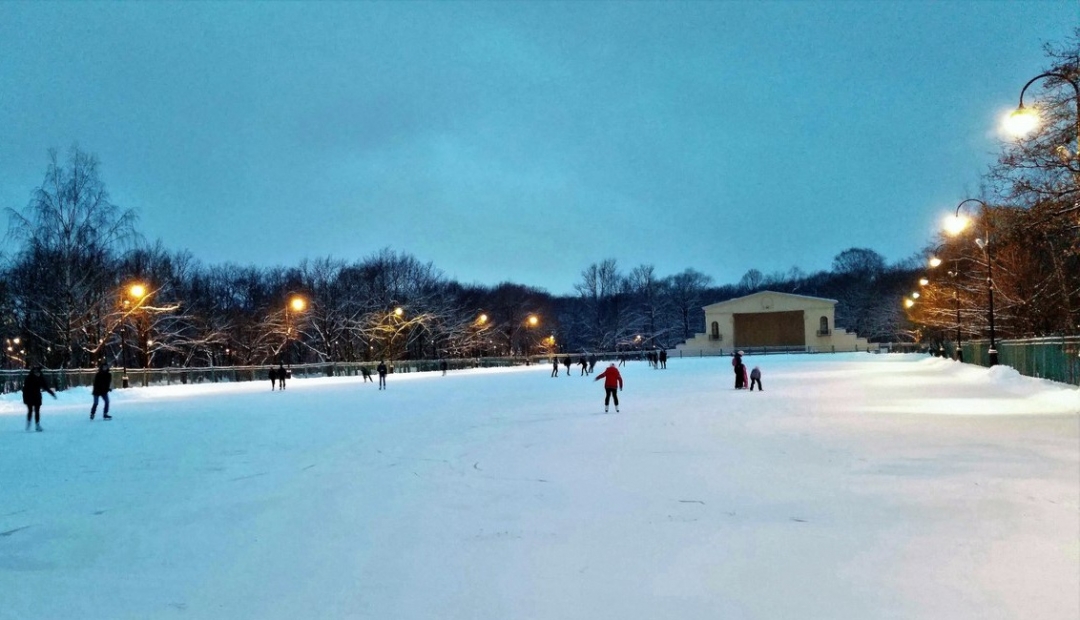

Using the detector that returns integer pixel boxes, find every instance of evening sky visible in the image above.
[1,1,1075,294]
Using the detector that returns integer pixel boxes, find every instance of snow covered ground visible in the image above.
[1,353,1078,620]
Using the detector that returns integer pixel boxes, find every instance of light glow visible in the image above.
[1003,106,1039,137]
[944,214,970,236]
[929,257,943,268]
[129,284,147,299]
[290,297,307,312]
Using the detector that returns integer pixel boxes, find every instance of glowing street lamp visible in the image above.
[284,294,308,364]
[946,198,997,366]
[1004,71,1080,156]
[928,245,964,362]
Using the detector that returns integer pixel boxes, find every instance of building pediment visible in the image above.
[703,291,838,314]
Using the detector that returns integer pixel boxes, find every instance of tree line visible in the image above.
[0,146,924,370]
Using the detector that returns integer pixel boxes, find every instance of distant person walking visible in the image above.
[277,363,288,390]
[377,360,388,390]
[659,349,667,369]
[749,366,763,391]
[551,357,559,377]
[593,363,623,413]
[733,351,746,389]
[22,366,56,432]
[440,360,448,376]
[90,362,113,420]
[269,366,278,390]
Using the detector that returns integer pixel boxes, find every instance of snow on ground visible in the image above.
[1,353,1078,620]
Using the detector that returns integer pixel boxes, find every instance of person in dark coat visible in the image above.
[579,356,588,376]
[377,360,388,390]
[360,365,373,383]
[440,359,448,376]
[269,366,278,390]
[90,362,113,420]
[277,363,288,390]
[22,366,56,432]
[733,351,746,389]
[659,349,667,369]
[551,357,559,377]
[562,355,572,377]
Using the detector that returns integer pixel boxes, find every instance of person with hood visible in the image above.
[22,366,56,432]
[90,362,113,420]
[732,351,746,389]
[593,362,623,413]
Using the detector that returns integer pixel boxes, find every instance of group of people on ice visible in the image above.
[20,347,761,431]
[20,361,114,432]
[732,351,763,391]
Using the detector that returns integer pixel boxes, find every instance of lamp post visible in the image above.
[1004,71,1080,156]
[525,314,539,359]
[928,246,963,362]
[120,283,148,387]
[945,199,996,366]
[284,295,307,365]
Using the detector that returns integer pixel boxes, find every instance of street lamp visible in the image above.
[525,314,539,358]
[284,295,307,364]
[945,198,997,366]
[120,283,149,387]
[1004,71,1080,156]
[929,246,964,362]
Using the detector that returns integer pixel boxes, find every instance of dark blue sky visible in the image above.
[1,1,1075,295]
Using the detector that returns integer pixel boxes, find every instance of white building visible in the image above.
[672,291,877,355]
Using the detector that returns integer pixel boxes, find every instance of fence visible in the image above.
[0,357,535,394]
[4,339,1077,393]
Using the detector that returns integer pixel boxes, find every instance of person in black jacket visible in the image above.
[377,360,388,390]
[277,363,288,390]
[269,366,278,390]
[22,366,56,432]
[90,362,113,420]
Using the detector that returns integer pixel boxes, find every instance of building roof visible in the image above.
[702,290,840,312]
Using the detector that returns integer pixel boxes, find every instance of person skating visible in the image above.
[593,363,623,413]
[562,356,572,377]
[90,362,113,420]
[276,363,288,390]
[749,366,763,391]
[440,360,448,376]
[659,349,667,369]
[360,366,373,383]
[268,366,278,390]
[579,356,588,376]
[377,360,388,390]
[22,366,56,432]
[551,357,559,377]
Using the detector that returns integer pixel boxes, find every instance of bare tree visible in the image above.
[5,146,139,367]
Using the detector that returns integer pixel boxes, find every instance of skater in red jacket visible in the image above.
[594,363,623,413]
